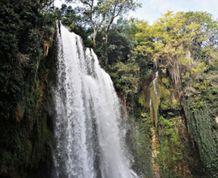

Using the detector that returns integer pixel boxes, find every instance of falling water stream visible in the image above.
[53,24,138,178]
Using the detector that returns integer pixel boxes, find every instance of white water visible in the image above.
[54,24,138,178]
[153,71,159,96]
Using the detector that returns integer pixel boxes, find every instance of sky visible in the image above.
[136,0,218,23]
[55,0,218,24]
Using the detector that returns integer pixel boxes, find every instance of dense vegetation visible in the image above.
[1,0,218,178]
[107,12,218,178]
[0,0,56,177]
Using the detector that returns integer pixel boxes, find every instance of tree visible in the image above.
[66,0,139,47]
[131,11,218,91]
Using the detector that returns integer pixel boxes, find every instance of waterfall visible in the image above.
[153,71,159,96]
[53,24,138,178]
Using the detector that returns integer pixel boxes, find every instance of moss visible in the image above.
[127,110,154,178]
[158,116,188,178]
[183,103,218,178]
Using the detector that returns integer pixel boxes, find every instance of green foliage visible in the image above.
[128,11,218,177]
[108,11,218,178]
[131,11,218,89]
[0,0,56,177]
[184,104,218,178]
[127,110,153,178]
[107,30,133,64]
[109,62,139,97]
[64,0,140,47]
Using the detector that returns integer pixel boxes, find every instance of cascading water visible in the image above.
[54,24,138,178]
